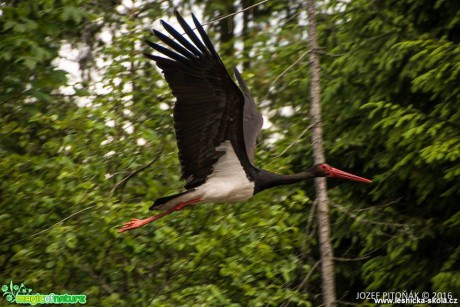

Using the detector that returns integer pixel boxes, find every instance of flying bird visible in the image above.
[118,11,371,233]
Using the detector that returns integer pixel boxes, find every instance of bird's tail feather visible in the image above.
[150,191,189,210]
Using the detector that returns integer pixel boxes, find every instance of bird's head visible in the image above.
[312,163,372,183]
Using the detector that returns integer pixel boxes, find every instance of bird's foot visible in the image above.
[118,216,160,233]
[118,198,203,233]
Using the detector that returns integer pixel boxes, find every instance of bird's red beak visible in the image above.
[327,167,372,183]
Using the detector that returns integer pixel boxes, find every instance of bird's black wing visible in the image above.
[144,11,251,189]
[233,67,263,163]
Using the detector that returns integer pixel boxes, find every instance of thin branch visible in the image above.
[333,236,397,263]
[109,152,163,199]
[333,256,370,262]
[281,3,308,25]
[352,198,401,212]
[0,204,95,248]
[280,260,321,307]
[171,1,270,40]
[78,264,115,294]
[297,259,321,292]
[275,123,314,158]
[330,200,413,229]
[263,50,311,102]
[201,0,270,27]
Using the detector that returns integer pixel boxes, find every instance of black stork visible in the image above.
[118,11,371,233]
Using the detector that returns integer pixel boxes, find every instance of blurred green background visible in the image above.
[1,0,459,305]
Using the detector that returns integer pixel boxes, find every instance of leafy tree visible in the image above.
[317,0,460,302]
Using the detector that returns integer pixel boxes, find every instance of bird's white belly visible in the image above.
[197,141,254,202]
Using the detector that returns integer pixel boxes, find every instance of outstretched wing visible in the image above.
[233,67,263,162]
[144,11,250,189]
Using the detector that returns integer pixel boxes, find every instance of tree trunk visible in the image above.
[306,1,336,306]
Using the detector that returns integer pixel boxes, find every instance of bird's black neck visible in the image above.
[252,168,317,194]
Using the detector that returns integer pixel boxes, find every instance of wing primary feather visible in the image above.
[233,67,251,93]
[152,29,196,60]
[161,20,202,56]
[143,53,175,66]
[174,10,209,55]
[144,10,252,187]
[145,39,188,62]
[232,67,263,163]
[192,13,219,57]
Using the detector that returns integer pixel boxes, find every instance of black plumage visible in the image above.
[144,11,253,190]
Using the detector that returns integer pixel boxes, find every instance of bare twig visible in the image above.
[333,256,370,262]
[281,3,308,25]
[0,204,95,248]
[330,200,412,228]
[352,198,401,212]
[304,198,317,241]
[109,152,163,199]
[263,50,311,102]
[280,260,321,307]
[275,123,314,158]
[78,264,115,294]
[297,259,321,292]
[201,0,270,27]
[333,237,397,263]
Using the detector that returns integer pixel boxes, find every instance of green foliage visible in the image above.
[317,0,460,301]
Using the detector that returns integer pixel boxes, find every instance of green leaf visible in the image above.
[61,7,84,23]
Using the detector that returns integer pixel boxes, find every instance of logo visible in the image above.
[1,281,86,305]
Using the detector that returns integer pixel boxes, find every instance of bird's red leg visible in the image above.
[117,198,202,233]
